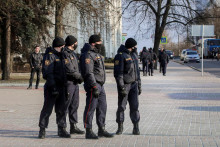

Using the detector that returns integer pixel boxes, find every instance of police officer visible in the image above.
[141,47,150,76]
[38,37,71,139]
[114,38,141,135]
[63,35,84,135]
[80,35,113,139]
[148,48,157,76]
[27,45,43,89]
[159,48,169,76]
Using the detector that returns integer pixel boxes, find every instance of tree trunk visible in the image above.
[2,13,11,80]
[55,1,65,37]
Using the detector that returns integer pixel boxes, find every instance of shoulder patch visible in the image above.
[119,52,122,54]
[85,58,91,64]
[64,59,69,64]
[125,58,132,61]
[115,60,119,65]
[45,60,50,66]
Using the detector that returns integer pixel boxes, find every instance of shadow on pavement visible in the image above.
[0,129,56,139]
[168,93,220,101]
[179,106,220,112]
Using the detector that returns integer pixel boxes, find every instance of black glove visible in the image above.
[119,87,127,98]
[51,87,59,99]
[77,75,84,84]
[73,73,81,80]
[138,86,142,95]
[92,86,99,98]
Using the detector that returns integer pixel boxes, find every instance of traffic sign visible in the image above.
[122,36,126,41]
[160,36,167,44]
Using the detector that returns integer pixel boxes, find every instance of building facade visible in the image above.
[44,0,122,58]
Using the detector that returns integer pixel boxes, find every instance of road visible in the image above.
[174,58,220,78]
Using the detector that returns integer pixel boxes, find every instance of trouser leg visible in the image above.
[69,84,79,124]
[127,82,140,124]
[96,84,107,127]
[39,85,56,128]
[36,68,41,88]
[55,86,67,128]
[83,85,98,129]
[29,68,35,87]
[116,84,130,123]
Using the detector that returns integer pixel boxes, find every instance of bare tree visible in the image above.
[123,0,204,58]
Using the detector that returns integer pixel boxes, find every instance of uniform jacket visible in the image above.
[149,51,157,63]
[30,52,43,69]
[141,49,150,63]
[114,45,141,89]
[159,51,169,66]
[80,43,105,88]
[63,47,81,82]
[42,47,66,87]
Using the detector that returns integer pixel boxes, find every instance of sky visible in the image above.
[122,0,210,53]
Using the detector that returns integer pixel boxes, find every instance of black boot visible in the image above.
[116,123,123,135]
[58,126,71,138]
[35,85,39,89]
[27,86,32,89]
[85,128,98,139]
[38,127,45,139]
[70,123,85,134]
[132,123,140,135]
[98,126,114,138]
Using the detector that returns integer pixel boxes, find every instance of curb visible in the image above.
[173,60,201,72]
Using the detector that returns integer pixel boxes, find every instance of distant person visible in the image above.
[141,47,150,76]
[158,48,163,73]
[159,49,169,76]
[148,48,157,76]
[27,45,43,89]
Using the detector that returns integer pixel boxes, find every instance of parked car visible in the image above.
[183,51,200,63]
[180,49,192,61]
[165,50,174,59]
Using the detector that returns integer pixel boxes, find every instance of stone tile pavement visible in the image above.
[0,61,220,147]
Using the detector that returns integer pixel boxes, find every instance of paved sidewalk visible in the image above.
[1,62,220,147]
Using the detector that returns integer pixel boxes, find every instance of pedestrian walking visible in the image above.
[159,48,169,76]
[148,48,157,76]
[27,45,43,89]
[141,47,150,76]
[80,35,113,139]
[63,35,85,135]
[38,37,71,139]
[114,38,142,135]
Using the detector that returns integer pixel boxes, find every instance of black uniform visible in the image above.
[39,47,67,129]
[80,43,107,129]
[159,51,169,76]
[63,47,82,125]
[114,44,141,124]
[28,52,43,88]
[148,50,157,76]
[141,48,150,76]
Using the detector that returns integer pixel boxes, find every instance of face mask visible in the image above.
[74,44,78,50]
[95,44,102,53]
